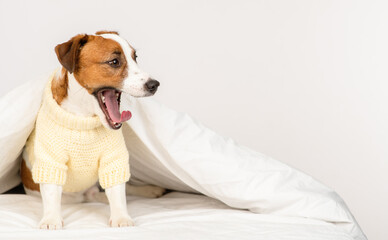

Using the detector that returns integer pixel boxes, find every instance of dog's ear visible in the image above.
[55,34,89,73]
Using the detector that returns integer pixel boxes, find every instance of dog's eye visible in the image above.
[107,59,120,68]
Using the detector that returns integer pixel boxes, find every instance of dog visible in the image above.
[20,31,165,230]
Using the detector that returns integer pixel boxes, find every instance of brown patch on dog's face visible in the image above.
[73,35,128,94]
[95,30,119,35]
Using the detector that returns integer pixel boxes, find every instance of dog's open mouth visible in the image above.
[95,88,132,130]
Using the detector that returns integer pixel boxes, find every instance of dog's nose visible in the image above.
[145,79,160,94]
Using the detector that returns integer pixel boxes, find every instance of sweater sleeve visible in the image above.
[31,128,68,186]
[98,134,130,189]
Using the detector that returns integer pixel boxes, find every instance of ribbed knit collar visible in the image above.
[41,73,102,130]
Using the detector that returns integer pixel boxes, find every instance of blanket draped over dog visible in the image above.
[0,74,366,240]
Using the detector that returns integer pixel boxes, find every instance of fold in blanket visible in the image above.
[0,72,366,240]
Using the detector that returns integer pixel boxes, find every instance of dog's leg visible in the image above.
[39,183,63,230]
[126,183,166,198]
[105,183,134,227]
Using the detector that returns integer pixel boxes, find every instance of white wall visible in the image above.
[0,0,386,239]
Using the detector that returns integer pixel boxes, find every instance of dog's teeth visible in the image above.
[102,96,105,102]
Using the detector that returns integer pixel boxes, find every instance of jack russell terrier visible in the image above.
[20,31,165,230]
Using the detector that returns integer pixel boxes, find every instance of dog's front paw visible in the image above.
[39,216,63,230]
[109,215,134,227]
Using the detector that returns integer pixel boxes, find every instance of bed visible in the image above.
[0,73,366,240]
[0,192,355,240]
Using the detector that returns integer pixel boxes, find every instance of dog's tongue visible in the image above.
[103,90,132,123]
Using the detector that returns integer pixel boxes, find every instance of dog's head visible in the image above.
[55,31,159,129]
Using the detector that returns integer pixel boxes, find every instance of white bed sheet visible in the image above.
[0,192,353,240]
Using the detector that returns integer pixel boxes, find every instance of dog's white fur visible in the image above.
[24,33,165,230]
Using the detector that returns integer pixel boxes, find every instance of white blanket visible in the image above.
[0,73,366,240]
[0,192,355,240]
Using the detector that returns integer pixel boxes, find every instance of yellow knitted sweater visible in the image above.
[25,75,130,192]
